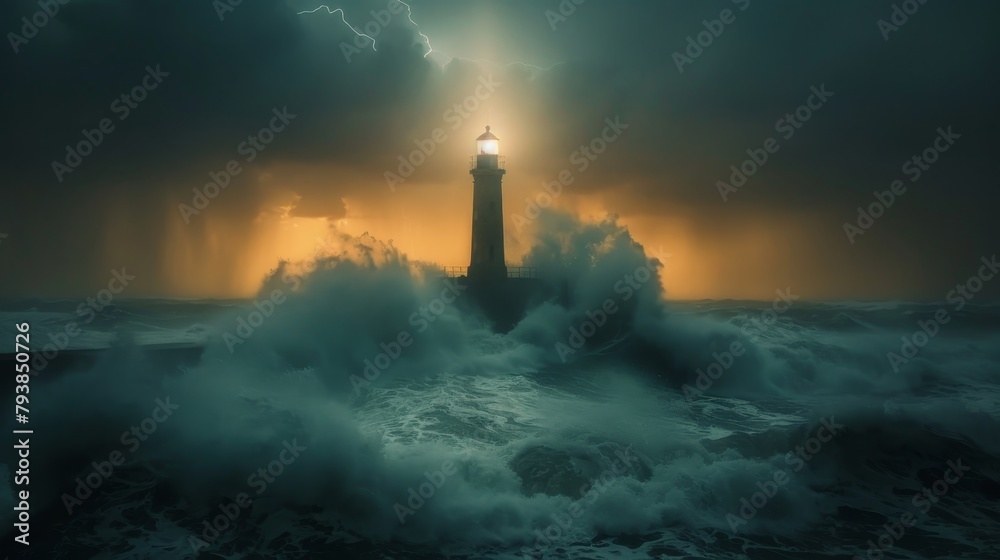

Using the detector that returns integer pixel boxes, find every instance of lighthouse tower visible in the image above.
[468,126,507,281]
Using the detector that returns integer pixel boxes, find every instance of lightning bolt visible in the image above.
[297,1,560,71]
[396,0,433,58]
[297,5,378,51]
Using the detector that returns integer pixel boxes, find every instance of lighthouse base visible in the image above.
[443,275,552,332]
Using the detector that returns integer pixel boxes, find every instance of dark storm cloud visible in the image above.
[0,0,998,299]
[0,0,461,295]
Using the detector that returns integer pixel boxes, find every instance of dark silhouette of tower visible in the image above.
[468,125,507,281]
[439,125,549,331]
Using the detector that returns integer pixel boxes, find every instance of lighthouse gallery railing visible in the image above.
[441,266,537,279]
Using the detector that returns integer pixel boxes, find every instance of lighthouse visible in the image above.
[468,125,507,281]
[443,125,546,331]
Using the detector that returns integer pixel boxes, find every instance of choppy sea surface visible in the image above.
[2,243,999,560]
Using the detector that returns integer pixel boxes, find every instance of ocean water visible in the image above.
[2,225,999,560]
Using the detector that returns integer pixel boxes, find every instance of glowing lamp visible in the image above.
[477,125,499,155]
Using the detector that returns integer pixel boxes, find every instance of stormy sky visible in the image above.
[1,0,998,300]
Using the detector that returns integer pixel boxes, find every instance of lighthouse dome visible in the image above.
[476,125,499,141]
